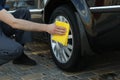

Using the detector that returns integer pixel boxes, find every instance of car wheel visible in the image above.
[49,5,83,71]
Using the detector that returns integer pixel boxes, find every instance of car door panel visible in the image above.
[86,0,120,50]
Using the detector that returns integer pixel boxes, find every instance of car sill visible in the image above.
[90,5,120,13]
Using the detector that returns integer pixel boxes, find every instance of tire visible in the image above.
[49,5,83,71]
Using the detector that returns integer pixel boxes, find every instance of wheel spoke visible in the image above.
[64,47,72,57]
[68,34,72,39]
[57,52,61,61]
[67,44,73,50]
[59,50,63,62]
[52,41,56,49]
[53,44,58,57]
[62,49,68,62]
[59,16,63,21]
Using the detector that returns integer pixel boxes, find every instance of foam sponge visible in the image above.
[52,21,70,46]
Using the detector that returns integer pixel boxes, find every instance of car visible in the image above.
[43,0,120,71]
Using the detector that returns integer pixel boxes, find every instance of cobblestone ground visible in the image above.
[0,42,120,80]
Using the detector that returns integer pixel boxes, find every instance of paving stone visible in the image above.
[67,76,81,80]
[76,72,96,79]
[93,65,120,75]
[21,73,44,80]
[42,76,60,80]
[0,76,14,80]
[63,71,79,76]
[89,76,100,80]
[98,73,117,80]
[109,72,120,80]
[76,78,90,80]
[42,73,70,80]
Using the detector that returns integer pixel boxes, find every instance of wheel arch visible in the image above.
[44,0,77,23]
[44,0,94,36]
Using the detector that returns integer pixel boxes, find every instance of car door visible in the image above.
[87,0,120,51]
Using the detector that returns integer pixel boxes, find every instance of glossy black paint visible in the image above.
[87,0,120,51]
[44,0,120,54]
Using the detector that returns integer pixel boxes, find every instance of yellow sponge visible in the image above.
[52,21,70,46]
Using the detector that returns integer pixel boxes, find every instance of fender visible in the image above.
[71,0,95,55]
[71,0,95,36]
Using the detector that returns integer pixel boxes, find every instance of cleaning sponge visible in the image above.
[52,21,70,46]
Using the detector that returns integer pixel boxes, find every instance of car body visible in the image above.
[43,0,120,71]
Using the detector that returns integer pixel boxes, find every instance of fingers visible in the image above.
[48,23,67,35]
[56,26,66,30]
[54,26,66,35]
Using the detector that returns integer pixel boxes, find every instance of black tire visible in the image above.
[49,5,83,71]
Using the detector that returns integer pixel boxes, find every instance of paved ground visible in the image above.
[1,14,120,80]
[0,42,120,80]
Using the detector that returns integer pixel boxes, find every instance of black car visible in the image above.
[43,0,120,71]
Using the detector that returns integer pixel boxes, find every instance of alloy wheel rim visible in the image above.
[51,16,74,63]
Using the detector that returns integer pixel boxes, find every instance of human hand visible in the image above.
[47,23,66,35]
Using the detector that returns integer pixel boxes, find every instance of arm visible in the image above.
[0,9,66,35]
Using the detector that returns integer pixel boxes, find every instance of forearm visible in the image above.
[12,18,48,32]
[0,9,49,32]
